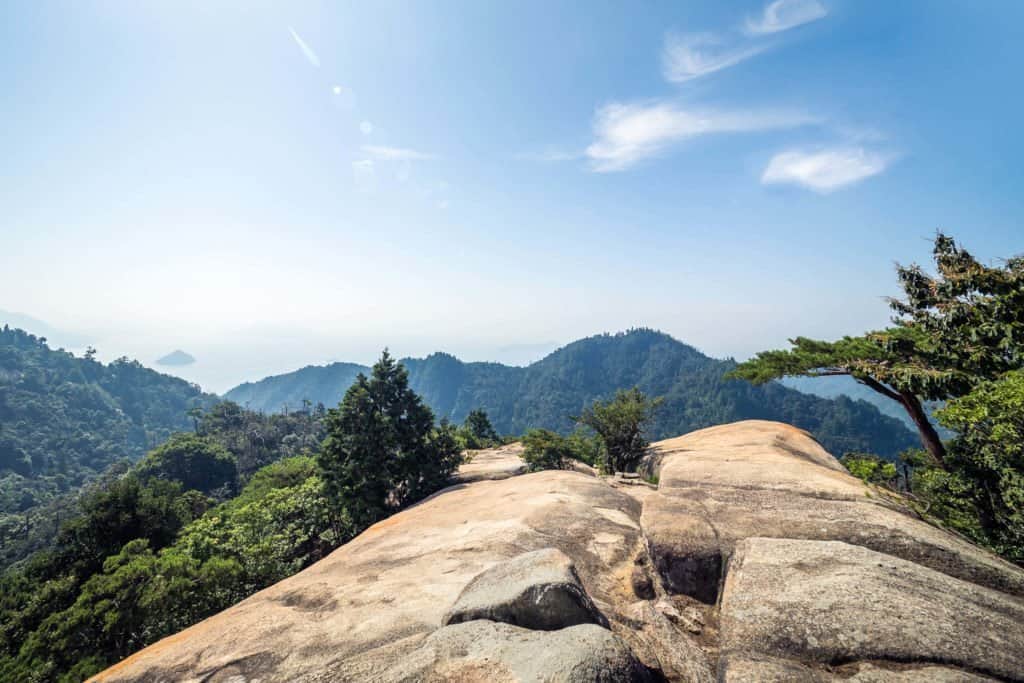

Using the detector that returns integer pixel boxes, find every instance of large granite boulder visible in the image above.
[93,420,1024,682]
[443,548,609,630]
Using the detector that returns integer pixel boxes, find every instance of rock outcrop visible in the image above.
[93,420,1024,682]
[442,548,610,630]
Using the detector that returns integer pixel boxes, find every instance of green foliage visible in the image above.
[0,326,215,497]
[520,428,603,472]
[227,329,918,465]
[565,427,603,468]
[904,448,988,549]
[0,396,340,680]
[729,234,1024,467]
[892,233,1024,380]
[459,409,500,449]
[135,433,237,496]
[576,387,662,473]
[0,456,336,681]
[195,400,327,480]
[2,399,328,571]
[0,326,217,568]
[521,429,575,472]
[840,453,898,486]
[317,350,462,531]
[920,371,1024,562]
[729,233,1024,564]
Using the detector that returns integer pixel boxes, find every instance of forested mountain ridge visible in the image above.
[227,329,918,459]
[226,361,366,414]
[0,326,217,520]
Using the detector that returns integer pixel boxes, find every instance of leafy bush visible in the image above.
[840,453,898,486]
[919,371,1024,563]
[521,429,575,472]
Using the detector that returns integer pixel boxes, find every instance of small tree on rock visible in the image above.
[462,409,500,449]
[521,429,575,472]
[575,387,662,473]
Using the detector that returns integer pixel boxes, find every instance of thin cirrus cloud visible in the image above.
[662,33,766,83]
[288,27,320,68]
[586,101,815,172]
[745,0,828,35]
[761,147,892,193]
[361,145,436,161]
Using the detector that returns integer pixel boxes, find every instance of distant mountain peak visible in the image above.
[223,329,915,459]
[156,350,196,366]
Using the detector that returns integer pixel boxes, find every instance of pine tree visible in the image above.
[318,350,461,531]
[462,409,500,448]
[729,233,1024,468]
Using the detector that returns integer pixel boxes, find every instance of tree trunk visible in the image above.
[898,391,947,469]
[856,375,948,469]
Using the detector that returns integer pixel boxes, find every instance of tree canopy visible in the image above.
[576,387,662,473]
[729,233,1024,467]
[135,434,237,496]
[461,409,500,449]
[926,370,1024,562]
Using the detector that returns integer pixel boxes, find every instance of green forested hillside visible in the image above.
[0,358,455,682]
[227,329,918,458]
[0,327,217,546]
[226,361,365,414]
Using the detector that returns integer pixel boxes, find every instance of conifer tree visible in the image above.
[318,350,461,531]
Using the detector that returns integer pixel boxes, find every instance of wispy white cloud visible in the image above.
[586,101,815,172]
[359,121,374,135]
[662,32,766,83]
[288,27,320,68]
[745,0,828,35]
[761,147,892,192]
[361,145,436,161]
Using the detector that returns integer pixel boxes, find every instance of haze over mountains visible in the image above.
[227,329,916,459]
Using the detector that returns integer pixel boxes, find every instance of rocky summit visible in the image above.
[92,420,1024,682]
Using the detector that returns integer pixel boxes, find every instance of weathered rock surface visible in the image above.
[94,466,643,682]
[721,537,1024,680]
[642,420,1024,602]
[452,442,526,483]
[443,547,609,630]
[720,655,998,682]
[94,420,1024,682]
[380,620,653,682]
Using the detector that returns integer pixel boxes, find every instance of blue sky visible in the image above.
[1,1,1022,392]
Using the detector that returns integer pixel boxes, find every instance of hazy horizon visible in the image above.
[3,1,1022,392]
